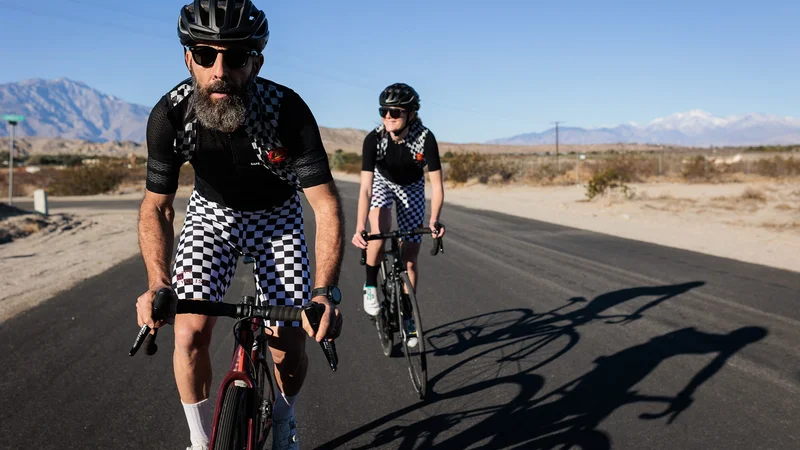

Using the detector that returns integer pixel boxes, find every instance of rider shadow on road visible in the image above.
[321,325,767,449]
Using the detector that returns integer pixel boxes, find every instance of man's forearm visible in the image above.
[138,203,175,289]
[313,191,345,288]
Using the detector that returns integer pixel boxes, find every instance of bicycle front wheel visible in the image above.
[400,272,427,399]
[213,385,249,450]
[376,258,394,356]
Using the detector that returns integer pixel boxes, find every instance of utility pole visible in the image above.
[552,121,564,172]
[3,114,25,205]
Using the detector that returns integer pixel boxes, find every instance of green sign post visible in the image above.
[3,114,25,205]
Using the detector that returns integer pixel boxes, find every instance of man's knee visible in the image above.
[174,316,214,355]
[269,327,307,373]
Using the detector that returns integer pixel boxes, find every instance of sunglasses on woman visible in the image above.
[379,107,407,119]
[189,46,259,69]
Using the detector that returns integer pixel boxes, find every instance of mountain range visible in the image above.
[2,78,799,148]
[0,78,149,142]
[489,110,800,147]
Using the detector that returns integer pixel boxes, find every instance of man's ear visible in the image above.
[252,53,264,76]
[184,49,193,73]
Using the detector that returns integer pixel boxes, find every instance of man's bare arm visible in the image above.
[138,190,177,289]
[303,180,345,288]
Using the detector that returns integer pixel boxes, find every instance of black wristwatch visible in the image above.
[311,286,342,305]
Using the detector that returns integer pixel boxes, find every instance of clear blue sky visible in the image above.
[0,0,798,143]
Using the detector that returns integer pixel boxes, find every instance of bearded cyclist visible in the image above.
[134,2,344,449]
[351,83,446,348]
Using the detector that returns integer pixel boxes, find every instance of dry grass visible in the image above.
[740,188,768,202]
[433,151,800,191]
[760,221,800,231]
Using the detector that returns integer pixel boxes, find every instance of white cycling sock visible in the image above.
[273,392,298,422]
[182,398,212,447]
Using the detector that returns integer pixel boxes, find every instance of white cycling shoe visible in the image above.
[363,285,380,316]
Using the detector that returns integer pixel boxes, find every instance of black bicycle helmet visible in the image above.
[379,83,420,111]
[178,0,269,52]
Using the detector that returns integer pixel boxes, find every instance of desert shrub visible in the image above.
[740,188,767,202]
[681,155,717,180]
[585,168,634,200]
[447,152,488,182]
[329,149,362,174]
[48,164,125,195]
[27,154,86,166]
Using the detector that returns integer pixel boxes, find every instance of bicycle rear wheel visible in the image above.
[399,272,427,399]
[213,385,249,450]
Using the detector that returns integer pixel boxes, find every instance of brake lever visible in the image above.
[129,288,176,356]
[430,222,444,256]
[302,302,339,372]
[359,231,368,265]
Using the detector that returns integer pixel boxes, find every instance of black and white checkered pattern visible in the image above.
[168,83,198,162]
[247,81,303,190]
[166,79,302,189]
[168,83,194,105]
[375,120,430,168]
[370,170,426,243]
[175,121,197,161]
[173,191,309,327]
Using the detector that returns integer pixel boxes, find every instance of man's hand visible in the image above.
[136,285,174,333]
[430,220,445,238]
[302,296,343,342]
[352,226,368,249]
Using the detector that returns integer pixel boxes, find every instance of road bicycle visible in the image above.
[129,256,337,449]
[360,224,443,399]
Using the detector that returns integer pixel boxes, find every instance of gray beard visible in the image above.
[193,79,251,133]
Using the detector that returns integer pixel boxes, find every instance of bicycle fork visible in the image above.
[208,317,262,449]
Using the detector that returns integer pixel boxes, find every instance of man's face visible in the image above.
[185,44,264,132]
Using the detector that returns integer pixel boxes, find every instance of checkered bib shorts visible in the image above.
[172,191,309,327]
[370,171,426,243]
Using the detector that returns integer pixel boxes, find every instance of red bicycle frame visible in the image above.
[208,315,273,450]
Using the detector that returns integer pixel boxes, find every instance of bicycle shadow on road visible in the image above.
[424,281,707,363]
[316,281,772,450]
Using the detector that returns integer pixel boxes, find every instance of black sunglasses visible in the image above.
[379,107,407,119]
[189,46,259,69]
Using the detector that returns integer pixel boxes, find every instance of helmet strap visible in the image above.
[390,111,415,140]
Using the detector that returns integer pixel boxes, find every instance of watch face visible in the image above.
[330,286,342,304]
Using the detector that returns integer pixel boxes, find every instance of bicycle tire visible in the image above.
[399,272,427,399]
[376,258,394,356]
[213,385,248,450]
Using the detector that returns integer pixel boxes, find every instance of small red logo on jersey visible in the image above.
[267,147,288,164]
[415,153,424,162]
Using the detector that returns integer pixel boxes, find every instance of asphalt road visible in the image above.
[2,181,798,449]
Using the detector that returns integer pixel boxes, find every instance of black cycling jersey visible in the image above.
[145,77,332,211]
[361,121,442,186]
